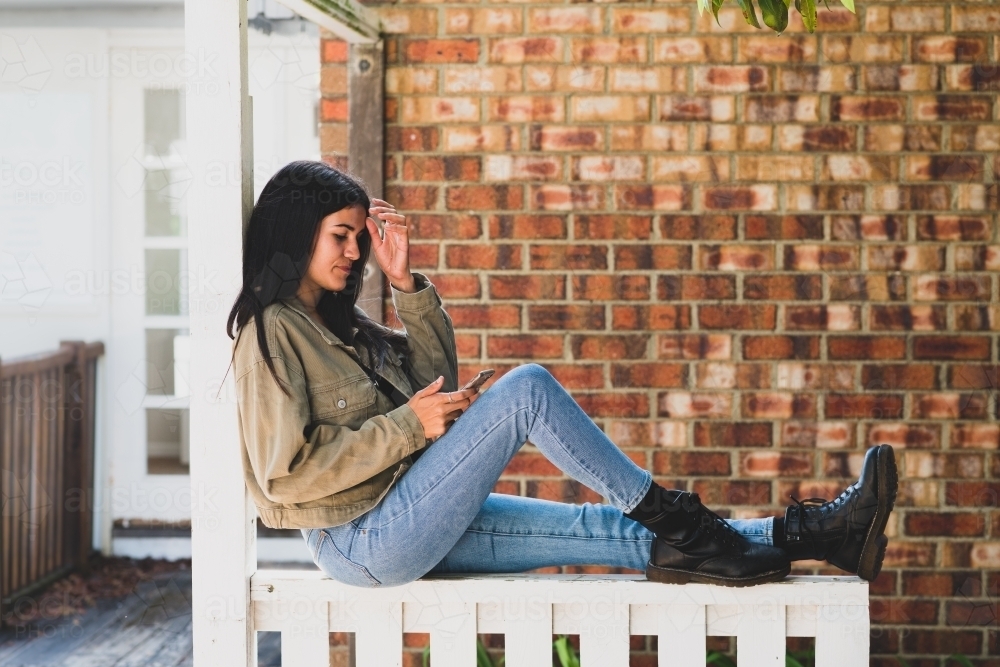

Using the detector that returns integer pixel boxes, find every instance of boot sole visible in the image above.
[855,445,898,582]
[645,561,791,587]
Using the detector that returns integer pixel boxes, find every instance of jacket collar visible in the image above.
[279,293,359,349]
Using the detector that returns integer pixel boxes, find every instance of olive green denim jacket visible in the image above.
[232,272,458,529]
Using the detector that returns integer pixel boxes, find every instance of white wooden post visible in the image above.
[657,605,706,667]
[421,582,478,667]
[736,600,787,666]
[186,0,256,666]
[282,613,331,667]
[578,594,630,666]
[187,1,381,666]
[353,598,404,666]
[503,581,554,667]
[816,604,870,667]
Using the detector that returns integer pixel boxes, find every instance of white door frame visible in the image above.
[107,33,192,534]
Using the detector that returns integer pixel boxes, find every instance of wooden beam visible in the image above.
[274,0,380,43]
[348,42,385,324]
[185,0,257,665]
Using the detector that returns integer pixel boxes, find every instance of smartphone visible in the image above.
[461,369,495,392]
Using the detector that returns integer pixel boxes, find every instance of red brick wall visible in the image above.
[320,4,999,664]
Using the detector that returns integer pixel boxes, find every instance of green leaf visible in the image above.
[707,652,738,667]
[786,657,806,667]
[476,638,495,667]
[790,648,816,667]
[711,0,726,25]
[948,656,975,667]
[896,659,912,667]
[567,640,580,667]
[422,645,430,667]
[734,0,762,28]
[838,0,855,13]
[758,0,789,32]
[554,636,575,667]
[797,0,817,32]
[697,0,712,16]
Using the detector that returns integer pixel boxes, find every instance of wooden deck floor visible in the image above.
[0,568,285,667]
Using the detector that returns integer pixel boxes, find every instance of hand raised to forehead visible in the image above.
[365,198,412,289]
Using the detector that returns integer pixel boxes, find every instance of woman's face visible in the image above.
[301,204,367,299]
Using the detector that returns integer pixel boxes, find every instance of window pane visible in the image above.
[145,169,186,236]
[146,407,189,475]
[144,89,184,156]
[145,248,188,316]
[144,328,189,396]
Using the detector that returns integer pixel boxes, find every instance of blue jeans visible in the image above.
[301,364,774,588]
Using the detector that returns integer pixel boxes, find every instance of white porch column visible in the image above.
[185,0,380,664]
[186,0,257,666]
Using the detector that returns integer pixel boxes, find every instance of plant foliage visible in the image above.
[418,637,862,666]
[698,0,855,33]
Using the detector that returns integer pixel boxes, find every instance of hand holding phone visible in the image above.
[461,368,495,392]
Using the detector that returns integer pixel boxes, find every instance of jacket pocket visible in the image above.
[308,373,377,421]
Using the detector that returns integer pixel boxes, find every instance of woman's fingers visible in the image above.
[432,390,476,407]
[382,222,408,234]
[413,376,445,398]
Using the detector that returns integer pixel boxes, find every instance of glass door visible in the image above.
[109,50,191,494]
[139,87,191,474]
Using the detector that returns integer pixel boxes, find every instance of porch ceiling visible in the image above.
[274,0,379,43]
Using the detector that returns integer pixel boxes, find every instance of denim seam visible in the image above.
[621,470,653,515]
[318,529,382,587]
[463,529,652,544]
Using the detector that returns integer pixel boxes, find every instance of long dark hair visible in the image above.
[226,160,406,396]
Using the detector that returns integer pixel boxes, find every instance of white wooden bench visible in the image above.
[250,570,869,666]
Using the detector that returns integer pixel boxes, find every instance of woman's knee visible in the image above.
[497,363,556,392]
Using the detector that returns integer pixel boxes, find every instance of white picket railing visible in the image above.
[184,3,872,667]
[250,571,869,667]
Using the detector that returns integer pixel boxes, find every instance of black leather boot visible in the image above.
[643,492,790,587]
[782,444,898,581]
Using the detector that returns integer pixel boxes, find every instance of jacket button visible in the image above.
[337,398,347,409]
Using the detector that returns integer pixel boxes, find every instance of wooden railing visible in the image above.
[251,571,870,666]
[0,340,104,624]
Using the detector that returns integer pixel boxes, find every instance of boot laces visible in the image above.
[793,483,855,520]
[788,485,854,553]
[693,501,742,551]
[789,495,823,553]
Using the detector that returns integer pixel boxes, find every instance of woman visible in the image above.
[228,160,898,589]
